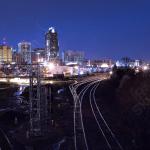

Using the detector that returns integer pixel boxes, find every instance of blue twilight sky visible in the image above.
[0,0,150,60]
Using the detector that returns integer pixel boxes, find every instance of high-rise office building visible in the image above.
[18,41,31,64]
[32,48,45,63]
[63,50,84,65]
[0,44,12,63]
[45,27,59,61]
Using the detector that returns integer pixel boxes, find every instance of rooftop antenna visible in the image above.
[2,37,7,45]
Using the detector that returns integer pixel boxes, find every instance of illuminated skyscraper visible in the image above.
[0,44,12,63]
[18,41,31,64]
[45,27,59,61]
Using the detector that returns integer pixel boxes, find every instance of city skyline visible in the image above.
[0,0,150,60]
[0,1,150,150]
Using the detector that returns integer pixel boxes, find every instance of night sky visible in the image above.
[0,0,150,60]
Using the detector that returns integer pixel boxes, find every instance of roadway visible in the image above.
[70,76,123,150]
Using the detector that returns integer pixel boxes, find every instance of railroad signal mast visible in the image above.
[29,64,51,137]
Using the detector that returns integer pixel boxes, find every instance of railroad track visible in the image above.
[70,78,100,150]
[89,82,123,150]
[70,77,123,150]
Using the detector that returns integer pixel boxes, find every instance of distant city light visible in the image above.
[9,78,29,84]
[43,61,48,66]
[74,66,79,69]
[143,65,148,71]
[79,70,84,75]
[135,68,139,73]
[101,63,109,68]
[48,62,55,70]
[49,81,53,84]
[66,62,78,65]
[109,71,113,75]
